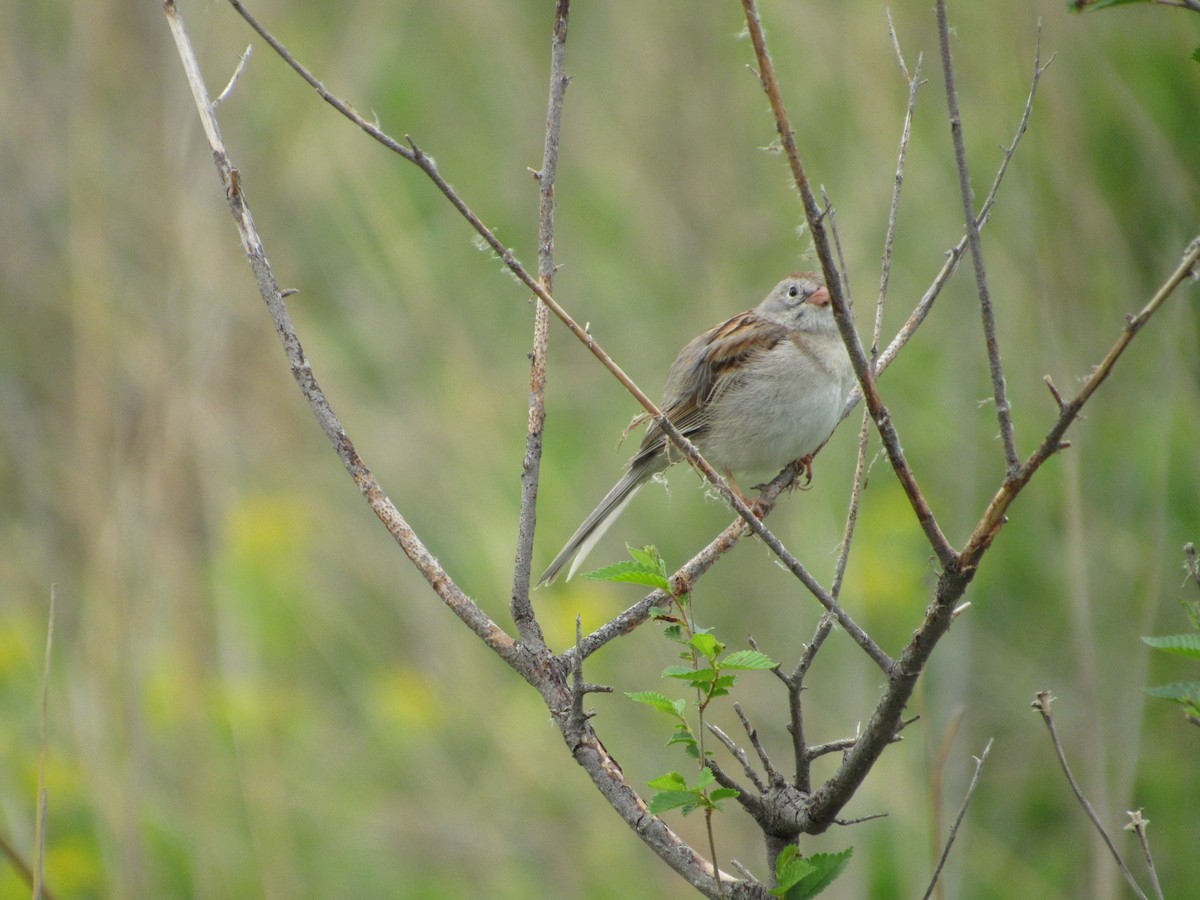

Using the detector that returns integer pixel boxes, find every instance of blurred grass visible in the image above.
[0,1,1198,897]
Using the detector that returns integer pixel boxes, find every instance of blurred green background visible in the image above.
[1,1,1198,897]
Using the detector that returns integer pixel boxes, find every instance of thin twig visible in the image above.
[922,738,993,900]
[804,718,913,762]
[511,0,571,645]
[885,4,910,83]
[935,0,1019,472]
[876,14,923,360]
[708,724,766,794]
[871,37,1052,381]
[1032,692,1149,900]
[1125,810,1165,900]
[735,703,781,786]
[213,44,252,106]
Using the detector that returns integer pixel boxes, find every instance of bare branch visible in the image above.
[1125,810,1165,900]
[709,724,767,795]
[935,0,1019,472]
[735,703,781,787]
[876,15,924,358]
[872,37,1052,380]
[511,0,572,646]
[922,738,993,900]
[1032,692,1149,900]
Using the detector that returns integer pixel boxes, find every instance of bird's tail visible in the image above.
[536,469,647,587]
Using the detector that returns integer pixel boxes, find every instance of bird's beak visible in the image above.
[810,285,831,307]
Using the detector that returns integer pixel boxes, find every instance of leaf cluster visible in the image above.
[1142,597,1200,719]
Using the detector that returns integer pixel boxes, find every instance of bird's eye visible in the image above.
[788,284,801,298]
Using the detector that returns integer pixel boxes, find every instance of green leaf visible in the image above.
[1143,681,1200,712]
[690,632,723,661]
[647,790,700,815]
[712,674,737,693]
[720,649,779,670]
[626,691,686,718]
[662,664,698,679]
[1142,633,1200,660]
[772,846,816,896]
[1192,46,1200,65]
[709,787,741,805]
[695,766,716,789]
[667,669,718,689]
[775,847,854,899]
[646,771,689,792]
[583,559,670,589]
[626,543,666,573]
[666,723,698,753]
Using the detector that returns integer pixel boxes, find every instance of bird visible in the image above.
[537,272,857,586]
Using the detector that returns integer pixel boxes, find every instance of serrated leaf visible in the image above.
[695,766,716,788]
[626,690,685,717]
[662,664,697,679]
[647,771,689,791]
[789,848,854,899]
[647,790,700,815]
[626,543,668,577]
[1144,681,1200,709]
[721,649,779,670]
[772,846,816,896]
[1142,633,1200,660]
[662,623,685,642]
[666,724,697,751]
[667,669,718,688]
[709,787,740,805]
[583,560,671,589]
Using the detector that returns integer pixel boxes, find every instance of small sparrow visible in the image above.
[538,272,856,586]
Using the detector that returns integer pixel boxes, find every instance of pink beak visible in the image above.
[809,285,831,307]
